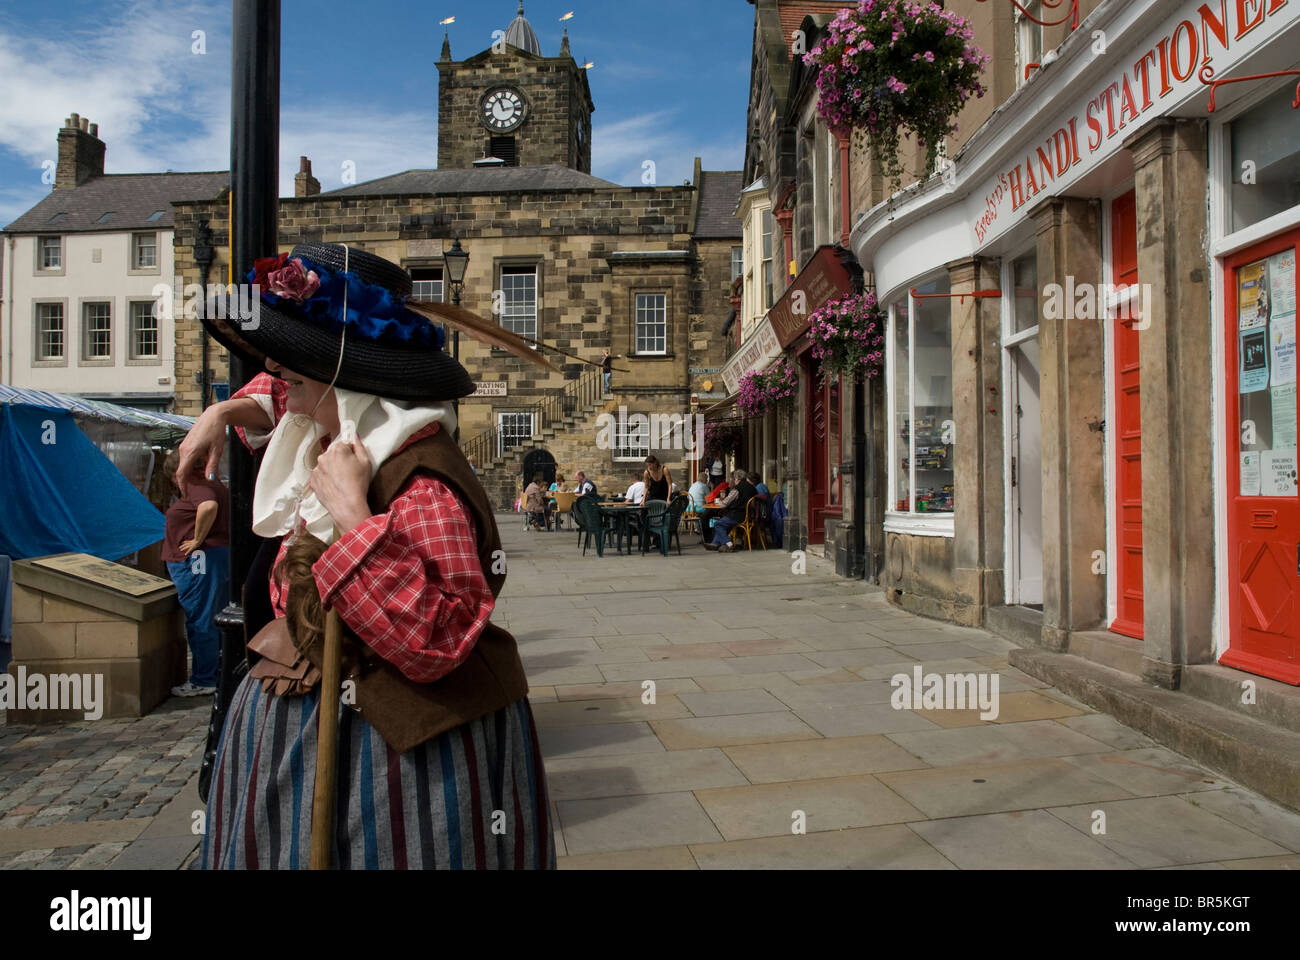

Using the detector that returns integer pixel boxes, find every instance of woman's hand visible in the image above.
[176,404,229,495]
[310,438,374,535]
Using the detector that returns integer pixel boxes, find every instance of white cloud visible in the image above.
[592,110,743,186]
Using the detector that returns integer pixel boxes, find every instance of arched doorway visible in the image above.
[521,448,557,487]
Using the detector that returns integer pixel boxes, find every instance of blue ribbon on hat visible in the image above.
[246,257,447,351]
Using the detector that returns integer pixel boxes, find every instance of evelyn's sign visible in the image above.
[971,0,1295,247]
[721,317,781,395]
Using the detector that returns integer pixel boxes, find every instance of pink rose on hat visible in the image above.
[267,257,321,302]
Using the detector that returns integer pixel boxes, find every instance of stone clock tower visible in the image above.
[436,3,594,171]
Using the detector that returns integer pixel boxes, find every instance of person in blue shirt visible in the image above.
[749,472,771,498]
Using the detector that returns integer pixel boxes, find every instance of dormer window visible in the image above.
[96,211,116,224]
[147,210,166,222]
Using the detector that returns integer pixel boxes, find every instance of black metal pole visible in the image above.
[200,0,280,803]
[452,285,462,445]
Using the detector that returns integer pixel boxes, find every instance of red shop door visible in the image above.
[1111,191,1144,639]
[805,356,827,545]
[1222,228,1300,685]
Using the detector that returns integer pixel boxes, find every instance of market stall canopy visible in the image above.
[0,385,195,445]
[0,403,165,561]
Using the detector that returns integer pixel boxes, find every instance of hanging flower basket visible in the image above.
[807,290,886,382]
[703,418,744,464]
[804,1,989,196]
[737,360,798,419]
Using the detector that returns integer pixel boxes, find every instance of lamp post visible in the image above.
[444,237,469,443]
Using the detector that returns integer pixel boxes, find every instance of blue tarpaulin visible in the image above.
[0,404,165,561]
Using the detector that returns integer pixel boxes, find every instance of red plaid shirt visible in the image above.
[232,373,493,683]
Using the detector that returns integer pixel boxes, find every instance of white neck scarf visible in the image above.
[252,386,456,545]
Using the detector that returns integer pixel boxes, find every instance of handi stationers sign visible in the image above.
[721,318,781,395]
[973,0,1295,247]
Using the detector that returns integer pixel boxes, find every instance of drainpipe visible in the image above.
[4,234,14,383]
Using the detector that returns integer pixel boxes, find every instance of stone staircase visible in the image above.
[465,368,629,511]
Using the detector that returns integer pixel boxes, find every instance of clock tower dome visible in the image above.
[436,3,594,171]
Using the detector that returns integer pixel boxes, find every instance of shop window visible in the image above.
[829,375,842,506]
[1230,83,1300,234]
[1012,252,1038,332]
[888,276,955,519]
[1236,249,1297,496]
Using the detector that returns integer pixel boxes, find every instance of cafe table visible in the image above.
[598,502,647,555]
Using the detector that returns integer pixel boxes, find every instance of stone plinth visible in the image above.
[7,557,185,722]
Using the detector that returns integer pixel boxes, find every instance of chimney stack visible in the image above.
[55,114,106,190]
[294,156,321,198]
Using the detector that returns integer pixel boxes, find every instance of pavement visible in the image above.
[1,512,1298,869]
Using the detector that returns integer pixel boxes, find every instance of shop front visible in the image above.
[765,245,861,550]
[851,0,1300,682]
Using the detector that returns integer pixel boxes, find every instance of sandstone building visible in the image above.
[171,3,741,508]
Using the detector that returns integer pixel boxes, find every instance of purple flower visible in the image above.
[267,258,321,302]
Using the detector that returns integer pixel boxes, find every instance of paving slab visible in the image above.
[877,758,1139,819]
[650,712,822,750]
[557,845,700,870]
[544,748,748,801]
[909,810,1137,869]
[553,679,701,701]
[786,702,940,738]
[556,792,724,855]
[537,721,667,760]
[531,696,692,727]
[1060,748,1231,798]
[885,719,1114,766]
[723,735,931,784]
[694,774,926,840]
[677,689,792,717]
[689,824,956,870]
[1046,796,1291,867]
[1178,786,1300,853]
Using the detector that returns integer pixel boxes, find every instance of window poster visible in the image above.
[1239,259,1269,331]
[1261,449,1299,498]
[1272,382,1298,451]
[1240,328,1270,393]
[1270,315,1297,386]
[1269,248,1297,319]
[1241,451,1262,497]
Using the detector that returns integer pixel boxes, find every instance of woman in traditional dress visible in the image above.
[180,243,553,869]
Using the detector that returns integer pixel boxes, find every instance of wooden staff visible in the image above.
[310,591,345,868]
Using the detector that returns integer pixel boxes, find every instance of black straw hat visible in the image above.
[202,242,474,403]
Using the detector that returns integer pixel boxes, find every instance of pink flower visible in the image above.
[266,257,321,302]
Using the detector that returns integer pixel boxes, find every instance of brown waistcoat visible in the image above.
[279,427,528,754]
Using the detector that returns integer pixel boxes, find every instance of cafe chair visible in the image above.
[734,497,771,551]
[575,495,610,558]
[553,491,578,531]
[637,500,670,556]
[660,497,688,556]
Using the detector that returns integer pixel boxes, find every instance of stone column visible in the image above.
[945,257,1005,615]
[1030,197,1107,652]
[1123,118,1213,689]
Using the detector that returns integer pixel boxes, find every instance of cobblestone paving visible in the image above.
[0,699,209,869]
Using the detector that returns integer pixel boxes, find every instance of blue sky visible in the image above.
[0,0,754,227]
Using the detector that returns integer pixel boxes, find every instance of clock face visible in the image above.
[481,88,526,132]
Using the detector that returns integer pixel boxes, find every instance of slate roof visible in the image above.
[3,172,229,234]
[694,171,743,239]
[320,165,620,197]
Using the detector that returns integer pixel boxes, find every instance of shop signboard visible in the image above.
[767,245,857,350]
[721,317,781,395]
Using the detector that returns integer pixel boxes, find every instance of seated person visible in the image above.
[624,470,646,506]
[523,473,547,530]
[705,478,729,504]
[706,470,757,553]
[688,472,711,512]
[749,472,771,498]
[574,471,597,497]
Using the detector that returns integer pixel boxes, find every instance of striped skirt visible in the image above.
[201,672,555,870]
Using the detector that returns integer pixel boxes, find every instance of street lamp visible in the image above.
[443,237,470,443]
